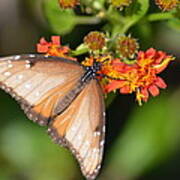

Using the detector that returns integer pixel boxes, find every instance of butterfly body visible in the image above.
[81,61,102,82]
[0,54,105,180]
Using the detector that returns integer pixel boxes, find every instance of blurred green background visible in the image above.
[0,0,180,180]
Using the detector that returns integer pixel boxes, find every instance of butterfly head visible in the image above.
[82,55,112,82]
[92,61,102,72]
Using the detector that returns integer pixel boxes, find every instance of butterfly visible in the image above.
[0,54,106,180]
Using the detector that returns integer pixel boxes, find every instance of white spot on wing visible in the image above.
[25,64,31,69]
[102,126,105,133]
[94,131,101,137]
[97,165,101,170]
[1,85,5,89]
[26,60,30,64]
[17,74,23,80]
[8,64,13,68]
[29,54,35,58]
[71,127,76,132]
[35,91,40,96]
[4,72,11,76]
[92,148,98,153]
[6,87,11,92]
[77,135,82,140]
[100,140,104,146]
[14,55,20,60]
[25,60,31,69]
[25,83,31,89]
[85,140,90,147]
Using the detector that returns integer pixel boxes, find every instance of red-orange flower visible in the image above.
[37,36,76,61]
[103,48,174,105]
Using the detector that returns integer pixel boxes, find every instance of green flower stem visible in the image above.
[106,6,124,23]
[71,44,89,56]
[75,16,102,25]
[120,20,135,34]
[147,12,174,21]
[105,8,127,36]
[111,18,138,36]
[71,48,89,56]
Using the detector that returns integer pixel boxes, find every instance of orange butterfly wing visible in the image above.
[48,79,105,180]
[0,55,85,125]
[0,54,106,179]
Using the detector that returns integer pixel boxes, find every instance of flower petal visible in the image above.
[145,48,156,59]
[141,88,149,101]
[37,44,49,53]
[40,37,48,45]
[105,80,126,93]
[120,85,131,94]
[155,50,166,64]
[148,85,160,96]
[51,36,61,46]
[155,77,167,89]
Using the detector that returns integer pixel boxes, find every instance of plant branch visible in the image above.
[75,16,102,25]
[147,12,174,22]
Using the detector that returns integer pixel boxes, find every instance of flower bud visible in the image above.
[84,31,106,51]
[116,35,139,59]
[155,0,179,11]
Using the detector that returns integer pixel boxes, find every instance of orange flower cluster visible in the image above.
[37,36,76,61]
[37,36,174,105]
[102,48,174,105]
[81,49,174,105]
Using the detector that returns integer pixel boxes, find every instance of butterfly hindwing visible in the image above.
[48,79,105,180]
[0,54,85,125]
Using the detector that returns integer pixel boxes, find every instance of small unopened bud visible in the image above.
[116,35,139,59]
[155,0,179,11]
[84,31,106,51]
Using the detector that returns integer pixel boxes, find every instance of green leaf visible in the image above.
[167,18,180,32]
[103,94,180,179]
[43,0,77,35]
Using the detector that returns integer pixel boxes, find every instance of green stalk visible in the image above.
[75,16,102,25]
[147,12,174,21]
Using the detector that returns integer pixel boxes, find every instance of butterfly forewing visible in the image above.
[0,54,106,179]
[0,55,85,125]
[48,79,105,180]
